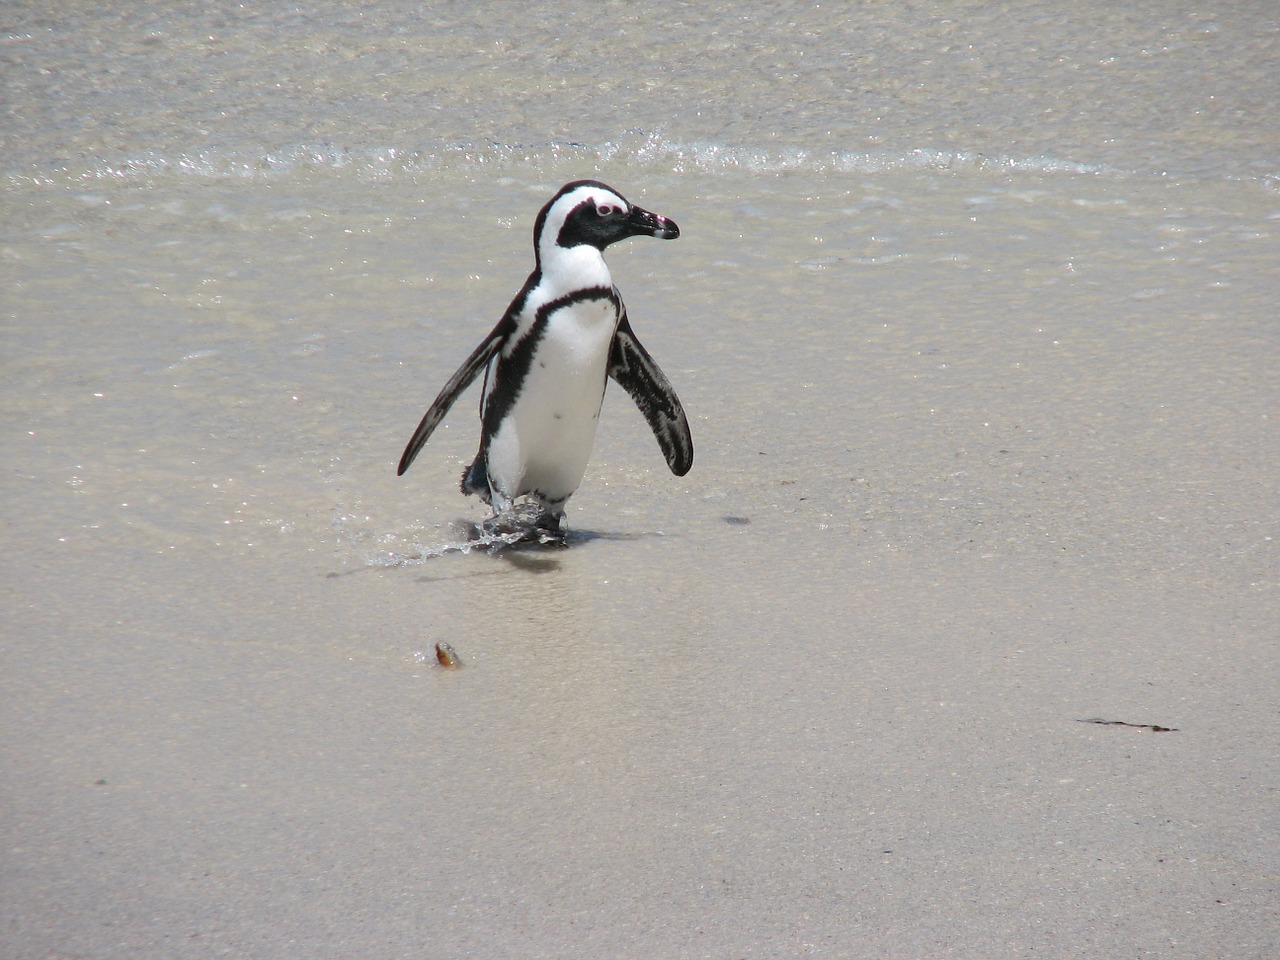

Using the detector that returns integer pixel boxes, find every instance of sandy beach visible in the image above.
[3,3,1277,957]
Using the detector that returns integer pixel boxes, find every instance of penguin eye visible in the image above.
[596,204,617,217]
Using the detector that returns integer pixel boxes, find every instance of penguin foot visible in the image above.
[533,509,568,545]
[473,501,567,548]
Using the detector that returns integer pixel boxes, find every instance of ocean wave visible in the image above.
[7,133,1133,188]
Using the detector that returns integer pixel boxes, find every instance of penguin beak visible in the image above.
[628,204,680,240]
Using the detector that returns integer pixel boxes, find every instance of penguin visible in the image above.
[397,180,693,534]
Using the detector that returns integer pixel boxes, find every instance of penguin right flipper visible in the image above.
[608,313,694,477]
[397,331,503,476]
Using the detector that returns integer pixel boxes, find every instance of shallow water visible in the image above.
[3,2,1278,958]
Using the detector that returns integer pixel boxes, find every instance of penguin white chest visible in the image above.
[491,295,619,502]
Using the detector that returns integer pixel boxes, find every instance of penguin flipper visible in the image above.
[397,333,502,476]
[608,313,693,477]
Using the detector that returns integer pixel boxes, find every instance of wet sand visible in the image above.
[5,166,1277,959]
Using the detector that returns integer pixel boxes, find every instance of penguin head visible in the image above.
[534,180,679,266]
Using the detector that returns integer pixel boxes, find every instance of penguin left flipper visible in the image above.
[608,313,694,477]
[397,330,504,476]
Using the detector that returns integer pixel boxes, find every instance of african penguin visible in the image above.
[397,180,693,534]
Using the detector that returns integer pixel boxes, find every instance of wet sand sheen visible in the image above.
[5,166,1276,959]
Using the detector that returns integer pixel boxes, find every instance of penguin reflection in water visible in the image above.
[397,181,693,540]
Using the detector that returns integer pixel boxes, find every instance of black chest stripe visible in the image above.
[482,286,619,436]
